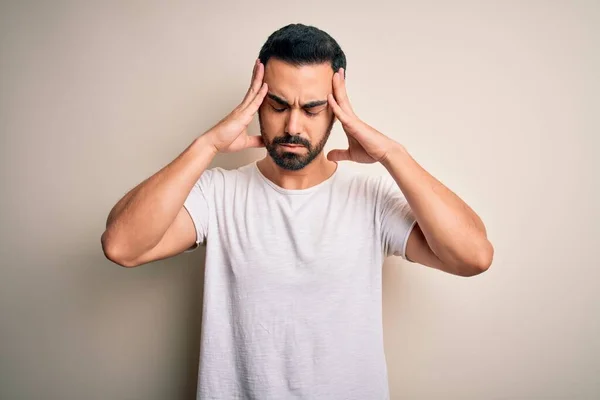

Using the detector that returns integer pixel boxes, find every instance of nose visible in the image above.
[285,108,302,135]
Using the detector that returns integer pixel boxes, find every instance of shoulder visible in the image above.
[205,162,255,179]
[330,164,397,208]
[200,162,256,190]
[334,164,392,194]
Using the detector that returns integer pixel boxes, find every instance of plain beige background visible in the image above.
[1,1,598,399]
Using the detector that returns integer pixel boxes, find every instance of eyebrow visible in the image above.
[267,93,328,109]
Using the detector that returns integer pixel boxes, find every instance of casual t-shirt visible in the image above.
[183,160,417,400]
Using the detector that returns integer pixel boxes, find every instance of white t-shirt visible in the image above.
[183,160,417,400]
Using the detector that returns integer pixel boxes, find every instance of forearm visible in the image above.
[101,135,217,262]
[380,143,493,270]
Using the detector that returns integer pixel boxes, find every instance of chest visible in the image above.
[207,186,383,290]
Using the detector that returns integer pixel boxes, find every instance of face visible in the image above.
[258,58,335,171]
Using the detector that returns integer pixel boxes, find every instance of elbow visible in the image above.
[465,240,494,276]
[449,240,494,277]
[478,239,495,272]
[101,231,139,268]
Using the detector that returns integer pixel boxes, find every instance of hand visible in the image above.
[327,68,398,163]
[204,59,269,153]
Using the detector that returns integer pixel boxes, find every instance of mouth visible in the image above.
[279,144,305,149]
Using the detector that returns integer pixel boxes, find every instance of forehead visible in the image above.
[263,58,333,100]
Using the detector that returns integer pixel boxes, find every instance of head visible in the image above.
[257,24,346,171]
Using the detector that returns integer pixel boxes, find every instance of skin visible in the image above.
[215,57,494,276]
[327,67,494,276]
[104,57,493,276]
[256,58,339,190]
[253,58,493,276]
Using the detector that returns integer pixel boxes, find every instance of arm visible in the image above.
[380,144,494,276]
[101,137,217,267]
[101,58,269,268]
[326,67,493,277]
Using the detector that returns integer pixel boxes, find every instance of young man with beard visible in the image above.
[102,23,493,400]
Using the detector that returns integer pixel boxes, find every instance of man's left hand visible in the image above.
[327,68,398,164]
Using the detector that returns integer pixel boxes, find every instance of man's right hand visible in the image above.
[204,59,269,153]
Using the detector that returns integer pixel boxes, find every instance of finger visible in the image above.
[241,60,261,106]
[251,58,259,81]
[241,60,265,108]
[328,93,351,125]
[242,59,258,99]
[243,82,268,117]
[245,135,265,148]
[335,68,353,112]
[333,68,354,114]
[327,149,350,161]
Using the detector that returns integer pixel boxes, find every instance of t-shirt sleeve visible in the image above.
[182,169,213,253]
[379,176,418,260]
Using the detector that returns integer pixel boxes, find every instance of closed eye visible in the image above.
[271,106,320,117]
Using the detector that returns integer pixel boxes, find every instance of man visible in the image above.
[102,23,493,400]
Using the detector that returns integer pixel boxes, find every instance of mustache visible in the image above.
[272,134,311,148]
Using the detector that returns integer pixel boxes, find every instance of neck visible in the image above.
[257,154,338,190]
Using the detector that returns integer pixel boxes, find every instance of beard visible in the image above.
[258,113,335,171]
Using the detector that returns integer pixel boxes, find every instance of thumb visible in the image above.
[327,149,350,162]
[245,134,265,149]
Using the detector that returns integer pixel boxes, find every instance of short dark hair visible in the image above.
[258,23,347,75]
